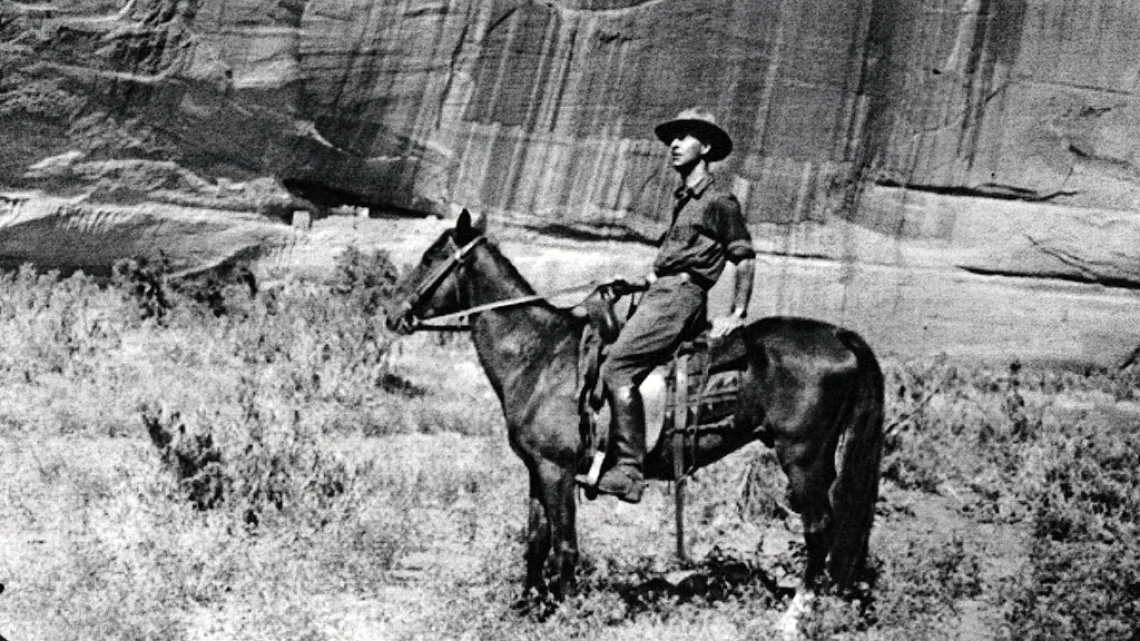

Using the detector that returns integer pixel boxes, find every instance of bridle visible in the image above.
[394,233,604,332]
[396,234,487,331]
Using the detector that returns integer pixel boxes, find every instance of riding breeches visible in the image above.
[600,273,707,389]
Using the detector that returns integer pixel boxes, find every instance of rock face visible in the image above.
[2,0,1139,361]
[0,192,301,277]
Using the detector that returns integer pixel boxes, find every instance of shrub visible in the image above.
[877,359,1049,509]
[0,265,130,381]
[143,404,225,511]
[141,381,360,526]
[329,245,400,315]
[798,536,984,640]
[1001,418,1140,641]
[111,255,175,321]
[112,255,260,321]
[1004,540,1140,641]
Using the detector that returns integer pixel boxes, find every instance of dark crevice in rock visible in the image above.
[484,6,518,38]
[280,177,441,219]
[956,265,1140,292]
[874,179,1079,203]
[437,19,471,130]
[1118,345,1140,371]
[280,177,370,209]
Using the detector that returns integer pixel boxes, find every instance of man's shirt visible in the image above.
[652,174,755,289]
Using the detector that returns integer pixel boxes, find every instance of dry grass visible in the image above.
[0,262,1137,640]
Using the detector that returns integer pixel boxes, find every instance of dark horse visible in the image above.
[386,212,883,632]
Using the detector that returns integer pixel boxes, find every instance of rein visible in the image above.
[402,234,602,332]
[414,282,601,331]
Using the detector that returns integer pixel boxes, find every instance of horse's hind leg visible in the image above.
[779,441,837,591]
[775,442,837,639]
[535,460,578,600]
[523,469,551,599]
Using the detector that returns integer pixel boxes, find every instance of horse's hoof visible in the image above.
[776,591,815,641]
[510,597,531,614]
[512,590,555,619]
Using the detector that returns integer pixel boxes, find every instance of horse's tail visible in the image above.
[828,329,884,588]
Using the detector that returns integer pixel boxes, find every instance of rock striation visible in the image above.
[2,0,1140,360]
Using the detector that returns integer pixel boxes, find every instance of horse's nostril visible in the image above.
[385,311,416,335]
[387,315,406,333]
[385,301,414,333]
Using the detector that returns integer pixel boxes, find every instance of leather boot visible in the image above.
[595,384,646,503]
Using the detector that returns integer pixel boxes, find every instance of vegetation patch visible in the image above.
[1,255,1139,639]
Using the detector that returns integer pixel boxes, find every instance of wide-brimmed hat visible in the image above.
[654,107,733,162]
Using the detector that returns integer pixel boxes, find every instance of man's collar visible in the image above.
[675,174,715,200]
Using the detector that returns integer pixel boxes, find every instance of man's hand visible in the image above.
[612,272,656,294]
[710,309,746,338]
[631,272,657,288]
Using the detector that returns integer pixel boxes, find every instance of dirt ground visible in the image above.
[0,412,1023,641]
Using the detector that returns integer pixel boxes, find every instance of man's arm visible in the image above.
[711,256,754,337]
[730,256,754,319]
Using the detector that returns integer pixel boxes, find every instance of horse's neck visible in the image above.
[463,250,577,407]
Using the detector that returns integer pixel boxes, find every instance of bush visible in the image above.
[112,255,260,321]
[0,265,131,381]
[797,536,983,640]
[142,388,359,526]
[1001,419,1140,641]
[112,255,175,321]
[329,245,400,315]
[876,359,1049,513]
[1004,540,1140,641]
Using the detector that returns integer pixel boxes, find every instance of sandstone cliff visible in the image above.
[2,0,1139,361]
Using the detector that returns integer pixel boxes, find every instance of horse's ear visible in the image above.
[455,209,473,241]
[455,208,485,244]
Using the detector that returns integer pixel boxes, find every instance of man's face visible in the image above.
[669,132,710,169]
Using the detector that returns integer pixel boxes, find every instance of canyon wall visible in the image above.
[2,0,1139,360]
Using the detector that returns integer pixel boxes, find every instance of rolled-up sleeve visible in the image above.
[709,195,755,262]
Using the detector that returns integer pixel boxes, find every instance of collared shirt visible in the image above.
[652,174,755,289]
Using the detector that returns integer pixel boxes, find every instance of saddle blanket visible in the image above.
[591,365,740,452]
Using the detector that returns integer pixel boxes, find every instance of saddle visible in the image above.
[574,285,749,487]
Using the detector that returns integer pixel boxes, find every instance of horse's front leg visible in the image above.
[536,459,578,600]
[523,468,551,599]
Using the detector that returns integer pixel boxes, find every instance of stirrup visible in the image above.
[589,466,645,504]
[595,477,644,504]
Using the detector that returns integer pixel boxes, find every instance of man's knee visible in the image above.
[601,358,642,390]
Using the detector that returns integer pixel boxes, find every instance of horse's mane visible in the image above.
[478,236,537,296]
[478,234,583,323]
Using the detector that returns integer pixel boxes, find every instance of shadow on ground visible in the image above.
[518,553,797,620]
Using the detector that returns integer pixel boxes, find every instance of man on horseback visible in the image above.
[577,108,756,503]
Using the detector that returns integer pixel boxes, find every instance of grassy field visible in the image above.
[0,255,1138,640]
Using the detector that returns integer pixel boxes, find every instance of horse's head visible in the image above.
[386,209,487,334]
